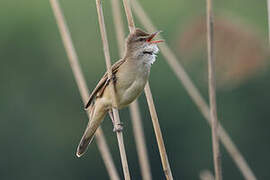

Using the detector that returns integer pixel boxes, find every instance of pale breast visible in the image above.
[116,61,150,109]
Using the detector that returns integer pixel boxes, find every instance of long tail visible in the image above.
[76,105,107,157]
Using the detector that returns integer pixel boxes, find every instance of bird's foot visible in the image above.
[113,122,124,132]
[109,109,123,132]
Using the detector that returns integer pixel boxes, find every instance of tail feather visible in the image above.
[76,104,106,157]
[76,131,95,157]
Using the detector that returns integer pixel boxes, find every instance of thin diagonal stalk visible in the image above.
[143,83,173,180]
[96,0,130,179]
[267,0,270,43]
[131,0,257,180]
[94,129,120,180]
[110,0,152,179]
[122,0,135,32]
[206,0,222,179]
[129,101,152,180]
[111,0,125,56]
[121,0,174,179]
[49,1,119,180]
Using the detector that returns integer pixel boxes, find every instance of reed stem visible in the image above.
[131,0,256,179]
[206,0,222,179]
[110,0,152,179]
[121,0,174,179]
[267,0,270,43]
[49,0,119,179]
[96,0,131,179]
[122,0,135,32]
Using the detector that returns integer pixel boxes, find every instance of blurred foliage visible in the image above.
[1,0,270,179]
[178,15,269,89]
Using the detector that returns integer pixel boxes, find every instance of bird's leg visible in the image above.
[108,109,123,132]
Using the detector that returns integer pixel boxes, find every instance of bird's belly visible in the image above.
[117,77,147,109]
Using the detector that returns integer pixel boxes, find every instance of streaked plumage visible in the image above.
[76,28,162,157]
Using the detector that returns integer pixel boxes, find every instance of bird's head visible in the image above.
[124,28,163,62]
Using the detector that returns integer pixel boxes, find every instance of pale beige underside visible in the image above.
[99,58,150,110]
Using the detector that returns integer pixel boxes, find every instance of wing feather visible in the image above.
[85,59,125,109]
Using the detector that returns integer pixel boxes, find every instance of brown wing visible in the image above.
[85,59,125,109]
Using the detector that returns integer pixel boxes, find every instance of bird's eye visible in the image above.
[138,38,145,42]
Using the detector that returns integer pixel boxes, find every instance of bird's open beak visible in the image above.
[146,30,164,43]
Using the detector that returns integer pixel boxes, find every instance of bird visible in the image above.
[76,28,163,157]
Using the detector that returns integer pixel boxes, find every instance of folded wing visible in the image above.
[85,59,126,109]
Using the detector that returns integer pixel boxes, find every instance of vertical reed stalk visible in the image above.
[111,0,125,55]
[143,83,173,180]
[206,0,222,179]
[94,128,120,180]
[110,0,152,179]
[121,0,174,179]
[129,101,152,180]
[49,0,119,179]
[96,0,130,179]
[122,0,135,32]
[267,0,270,43]
[131,0,256,179]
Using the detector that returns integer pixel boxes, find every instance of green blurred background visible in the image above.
[1,0,270,179]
